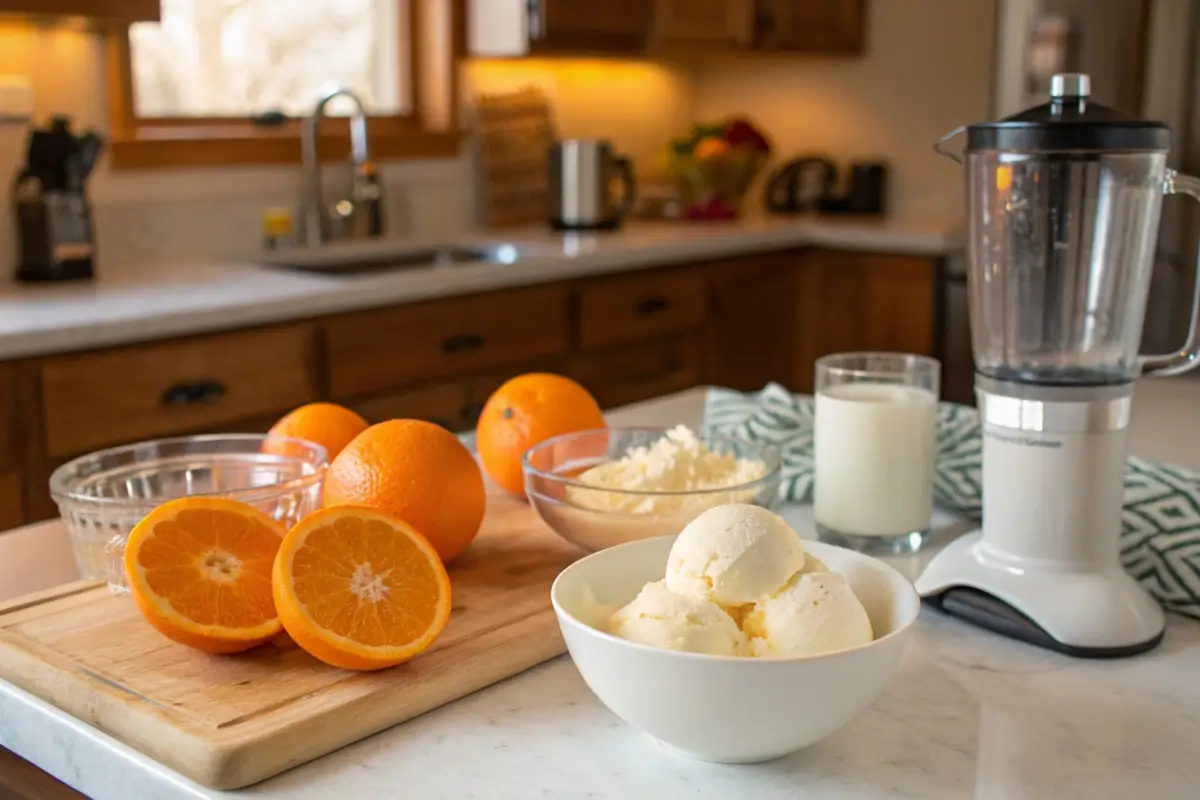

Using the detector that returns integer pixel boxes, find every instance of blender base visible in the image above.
[915,531,1165,658]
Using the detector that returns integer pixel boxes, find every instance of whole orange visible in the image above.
[267,402,369,462]
[476,373,605,496]
[323,419,486,563]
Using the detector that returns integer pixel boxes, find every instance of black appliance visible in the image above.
[820,162,888,215]
[13,116,104,283]
[763,156,838,213]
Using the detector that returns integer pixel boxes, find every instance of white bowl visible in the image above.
[550,536,920,763]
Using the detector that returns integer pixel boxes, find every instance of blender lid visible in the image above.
[966,73,1170,152]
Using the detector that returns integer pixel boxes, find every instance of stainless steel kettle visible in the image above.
[548,139,636,231]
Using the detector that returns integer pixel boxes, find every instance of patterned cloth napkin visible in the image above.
[703,382,1200,620]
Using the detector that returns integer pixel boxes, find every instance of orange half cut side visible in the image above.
[123,497,286,654]
[273,505,453,671]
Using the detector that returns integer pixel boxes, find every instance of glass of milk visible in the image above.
[814,352,940,555]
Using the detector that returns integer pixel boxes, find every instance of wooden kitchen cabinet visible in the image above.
[0,363,16,473]
[326,284,571,399]
[651,0,756,48]
[0,0,159,20]
[755,0,866,54]
[535,0,654,52]
[0,473,22,532]
[704,253,797,391]
[571,335,703,409]
[578,268,708,352]
[39,325,319,459]
[793,250,935,392]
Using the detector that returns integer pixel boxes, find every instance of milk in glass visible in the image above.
[814,382,937,536]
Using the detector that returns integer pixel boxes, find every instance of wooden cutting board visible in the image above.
[0,495,582,790]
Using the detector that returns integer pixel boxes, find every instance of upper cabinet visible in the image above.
[469,0,654,57]
[468,0,866,58]
[0,0,160,20]
[651,0,756,49]
[755,0,866,53]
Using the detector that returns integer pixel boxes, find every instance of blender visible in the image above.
[917,74,1200,657]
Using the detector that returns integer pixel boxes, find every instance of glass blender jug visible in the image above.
[940,73,1200,384]
[916,74,1200,658]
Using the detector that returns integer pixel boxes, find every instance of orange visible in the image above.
[266,402,369,462]
[123,498,286,654]
[272,505,452,671]
[476,372,605,496]
[322,419,486,563]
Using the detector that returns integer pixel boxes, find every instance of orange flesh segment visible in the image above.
[134,508,279,630]
[291,515,443,647]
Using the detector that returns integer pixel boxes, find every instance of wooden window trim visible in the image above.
[105,0,466,170]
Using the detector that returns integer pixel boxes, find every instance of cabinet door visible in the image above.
[756,0,866,54]
[0,472,22,531]
[651,0,755,47]
[570,336,702,409]
[532,0,654,53]
[793,251,935,393]
[704,254,797,392]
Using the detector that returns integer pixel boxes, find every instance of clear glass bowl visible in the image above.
[49,434,328,593]
[523,427,782,552]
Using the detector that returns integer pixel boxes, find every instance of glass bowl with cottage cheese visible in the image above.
[523,425,782,551]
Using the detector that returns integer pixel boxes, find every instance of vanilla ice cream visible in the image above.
[743,571,873,658]
[665,504,806,609]
[605,580,747,656]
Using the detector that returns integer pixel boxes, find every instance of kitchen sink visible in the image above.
[259,242,523,275]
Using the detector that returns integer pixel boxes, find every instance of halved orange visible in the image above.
[272,506,453,671]
[124,497,286,654]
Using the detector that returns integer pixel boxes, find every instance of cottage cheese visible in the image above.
[565,425,769,514]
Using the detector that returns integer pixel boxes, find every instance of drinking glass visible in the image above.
[813,352,941,555]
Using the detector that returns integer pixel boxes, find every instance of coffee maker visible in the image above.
[13,116,104,283]
[917,74,1200,658]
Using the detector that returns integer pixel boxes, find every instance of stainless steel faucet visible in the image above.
[299,87,385,246]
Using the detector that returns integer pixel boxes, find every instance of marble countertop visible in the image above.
[0,216,960,360]
[1,387,1198,799]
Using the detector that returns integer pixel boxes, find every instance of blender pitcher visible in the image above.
[916,74,1200,658]
[936,73,1200,384]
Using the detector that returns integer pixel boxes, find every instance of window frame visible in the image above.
[105,0,465,169]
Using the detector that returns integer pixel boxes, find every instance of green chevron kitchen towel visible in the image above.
[703,382,1200,620]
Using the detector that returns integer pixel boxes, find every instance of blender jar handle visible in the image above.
[1142,169,1200,377]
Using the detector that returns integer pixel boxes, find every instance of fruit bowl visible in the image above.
[551,535,920,763]
[50,434,327,592]
[522,427,781,552]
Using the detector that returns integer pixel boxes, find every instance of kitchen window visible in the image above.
[107,0,462,169]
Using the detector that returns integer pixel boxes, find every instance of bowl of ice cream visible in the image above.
[550,504,920,763]
[523,425,781,552]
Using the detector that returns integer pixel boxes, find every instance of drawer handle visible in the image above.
[442,334,485,354]
[161,381,226,407]
[634,297,670,316]
[461,402,485,426]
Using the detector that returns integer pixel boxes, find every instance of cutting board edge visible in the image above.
[0,605,569,790]
[209,608,569,790]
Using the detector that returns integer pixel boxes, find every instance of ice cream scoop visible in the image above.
[665,504,806,608]
[605,580,747,656]
[743,571,873,657]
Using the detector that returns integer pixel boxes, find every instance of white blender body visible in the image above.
[917,74,1200,657]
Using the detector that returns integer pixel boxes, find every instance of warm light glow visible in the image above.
[996,165,1012,192]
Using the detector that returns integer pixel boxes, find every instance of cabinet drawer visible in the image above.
[40,325,319,458]
[0,472,21,531]
[327,285,572,398]
[349,382,472,433]
[570,336,702,409]
[579,269,707,352]
[0,364,16,470]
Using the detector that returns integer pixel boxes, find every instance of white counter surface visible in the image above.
[2,386,1199,800]
[0,217,959,360]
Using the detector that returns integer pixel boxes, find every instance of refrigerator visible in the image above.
[992,0,1200,358]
